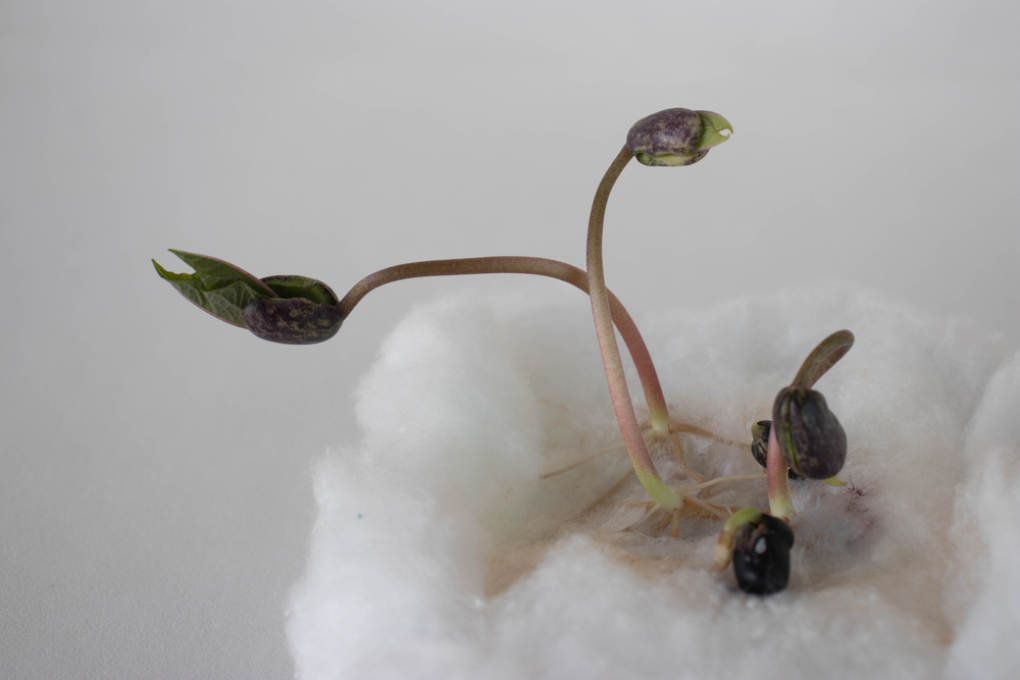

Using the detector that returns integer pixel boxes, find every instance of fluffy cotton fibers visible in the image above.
[286,286,1018,679]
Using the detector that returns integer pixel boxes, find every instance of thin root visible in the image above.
[540,418,761,536]
[668,422,745,448]
[677,473,766,494]
[539,440,633,479]
[670,433,708,486]
[580,467,635,515]
[540,418,743,481]
[683,494,736,519]
[669,507,683,538]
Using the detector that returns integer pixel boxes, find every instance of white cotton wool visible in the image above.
[287,286,1017,679]
[349,293,631,539]
[945,350,1020,678]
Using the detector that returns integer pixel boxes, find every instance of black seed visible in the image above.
[733,515,794,595]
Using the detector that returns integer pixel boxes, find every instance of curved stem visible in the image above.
[791,329,855,390]
[338,256,669,425]
[586,146,681,512]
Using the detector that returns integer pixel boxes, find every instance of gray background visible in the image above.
[1,1,1017,677]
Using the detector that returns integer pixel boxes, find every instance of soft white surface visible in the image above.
[288,288,1017,679]
[945,351,1020,678]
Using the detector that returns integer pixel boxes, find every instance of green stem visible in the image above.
[712,506,762,571]
[338,256,670,425]
[586,146,681,512]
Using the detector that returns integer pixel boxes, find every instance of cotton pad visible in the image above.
[287,286,1016,679]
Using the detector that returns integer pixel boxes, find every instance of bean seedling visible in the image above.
[154,108,855,594]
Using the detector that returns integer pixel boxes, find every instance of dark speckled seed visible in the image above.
[773,387,847,479]
[627,108,704,157]
[242,297,342,345]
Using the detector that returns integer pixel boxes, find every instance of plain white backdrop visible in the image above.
[1,0,1017,677]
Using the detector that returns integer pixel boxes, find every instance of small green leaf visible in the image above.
[261,275,339,305]
[153,250,277,328]
[696,111,734,151]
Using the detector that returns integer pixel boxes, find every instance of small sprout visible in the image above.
[751,420,804,480]
[153,250,342,345]
[626,108,733,167]
[732,513,794,595]
[773,387,847,479]
[770,330,854,480]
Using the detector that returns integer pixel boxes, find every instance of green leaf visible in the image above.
[696,110,734,151]
[261,275,339,305]
[153,250,277,328]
